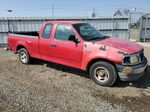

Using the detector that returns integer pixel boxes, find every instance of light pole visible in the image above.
[7,10,12,33]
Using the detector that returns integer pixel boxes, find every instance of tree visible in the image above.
[123,9,130,16]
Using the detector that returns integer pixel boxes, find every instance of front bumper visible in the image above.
[116,57,148,81]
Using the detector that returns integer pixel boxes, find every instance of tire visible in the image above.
[89,61,117,87]
[19,48,30,64]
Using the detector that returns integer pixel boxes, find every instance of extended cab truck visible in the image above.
[8,21,148,86]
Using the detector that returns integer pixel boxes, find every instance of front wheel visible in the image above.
[89,61,117,87]
[19,48,30,64]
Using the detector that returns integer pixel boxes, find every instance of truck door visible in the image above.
[39,24,53,61]
[50,24,83,69]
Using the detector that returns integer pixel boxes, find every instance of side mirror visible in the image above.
[68,35,80,43]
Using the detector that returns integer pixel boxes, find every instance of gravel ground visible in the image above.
[0,46,150,112]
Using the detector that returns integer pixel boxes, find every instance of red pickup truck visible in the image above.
[8,21,148,86]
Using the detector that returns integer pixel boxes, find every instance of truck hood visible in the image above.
[95,37,143,54]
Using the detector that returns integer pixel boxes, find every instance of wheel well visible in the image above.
[16,45,26,52]
[86,58,117,72]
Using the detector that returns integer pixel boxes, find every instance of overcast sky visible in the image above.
[0,0,149,17]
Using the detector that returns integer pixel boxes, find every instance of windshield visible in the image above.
[73,23,108,41]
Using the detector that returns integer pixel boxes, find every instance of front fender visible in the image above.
[81,45,123,70]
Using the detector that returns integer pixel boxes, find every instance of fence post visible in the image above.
[112,16,115,37]
[144,15,148,42]
[128,13,131,40]
[7,18,10,33]
[139,14,143,42]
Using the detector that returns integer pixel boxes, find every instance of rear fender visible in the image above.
[15,41,28,53]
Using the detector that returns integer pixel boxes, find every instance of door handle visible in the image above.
[51,44,57,47]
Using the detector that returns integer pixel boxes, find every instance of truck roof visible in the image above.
[43,21,85,25]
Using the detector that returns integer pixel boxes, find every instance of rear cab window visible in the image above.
[42,24,53,39]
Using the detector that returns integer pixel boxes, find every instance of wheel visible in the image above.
[89,61,117,87]
[19,48,30,64]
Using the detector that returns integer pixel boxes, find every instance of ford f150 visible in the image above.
[8,21,148,86]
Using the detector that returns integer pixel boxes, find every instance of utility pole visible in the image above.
[92,8,96,18]
[52,4,54,18]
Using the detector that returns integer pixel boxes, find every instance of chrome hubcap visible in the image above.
[94,67,109,82]
[20,52,27,63]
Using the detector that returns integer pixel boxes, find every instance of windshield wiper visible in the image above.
[88,36,110,41]
[102,36,110,38]
[88,37,101,41]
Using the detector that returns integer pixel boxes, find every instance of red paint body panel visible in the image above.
[8,21,144,71]
[96,38,143,54]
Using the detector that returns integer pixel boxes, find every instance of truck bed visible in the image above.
[8,32,40,59]
[10,32,39,37]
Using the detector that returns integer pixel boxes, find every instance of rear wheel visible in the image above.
[89,61,117,87]
[19,48,30,64]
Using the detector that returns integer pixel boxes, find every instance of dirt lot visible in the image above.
[0,46,150,112]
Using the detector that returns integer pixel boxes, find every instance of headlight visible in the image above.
[123,55,140,65]
[130,55,139,64]
[122,51,144,65]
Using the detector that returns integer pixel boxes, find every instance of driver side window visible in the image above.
[55,24,75,41]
